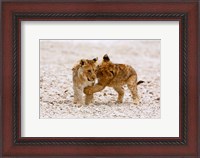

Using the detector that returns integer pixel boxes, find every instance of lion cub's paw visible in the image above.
[116,100,123,104]
[133,99,140,105]
[84,87,92,95]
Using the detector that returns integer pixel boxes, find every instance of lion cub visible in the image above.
[72,57,98,105]
[84,54,143,104]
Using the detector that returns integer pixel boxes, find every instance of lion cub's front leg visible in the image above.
[73,86,83,104]
[113,86,124,103]
[84,84,105,105]
[84,84,105,95]
[85,94,93,105]
[84,83,95,105]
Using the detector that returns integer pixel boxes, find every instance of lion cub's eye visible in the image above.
[88,70,92,73]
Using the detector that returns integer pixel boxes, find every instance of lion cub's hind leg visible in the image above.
[127,75,140,105]
[113,86,124,103]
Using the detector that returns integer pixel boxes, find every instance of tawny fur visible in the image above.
[72,58,98,105]
[84,54,140,105]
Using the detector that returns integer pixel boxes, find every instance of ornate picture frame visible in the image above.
[1,0,199,157]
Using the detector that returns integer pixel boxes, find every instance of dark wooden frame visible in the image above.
[1,0,199,157]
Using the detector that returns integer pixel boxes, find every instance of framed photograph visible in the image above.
[1,0,199,157]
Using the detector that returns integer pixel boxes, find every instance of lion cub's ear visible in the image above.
[80,59,87,66]
[103,54,110,61]
[93,57,98,62]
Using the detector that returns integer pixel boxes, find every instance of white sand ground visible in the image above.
[40,40,160,119]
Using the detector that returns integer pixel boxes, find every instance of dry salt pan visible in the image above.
[40,40,161,119]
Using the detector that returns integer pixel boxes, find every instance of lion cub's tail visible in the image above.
[137,80,144,85]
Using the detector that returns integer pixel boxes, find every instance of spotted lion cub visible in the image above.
[72,57,98,105]
[84,54,143,104]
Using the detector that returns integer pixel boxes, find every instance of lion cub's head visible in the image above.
[75,57,98,83]
[96,54,116,79]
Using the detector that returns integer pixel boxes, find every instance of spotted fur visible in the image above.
[84,54,142,104]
